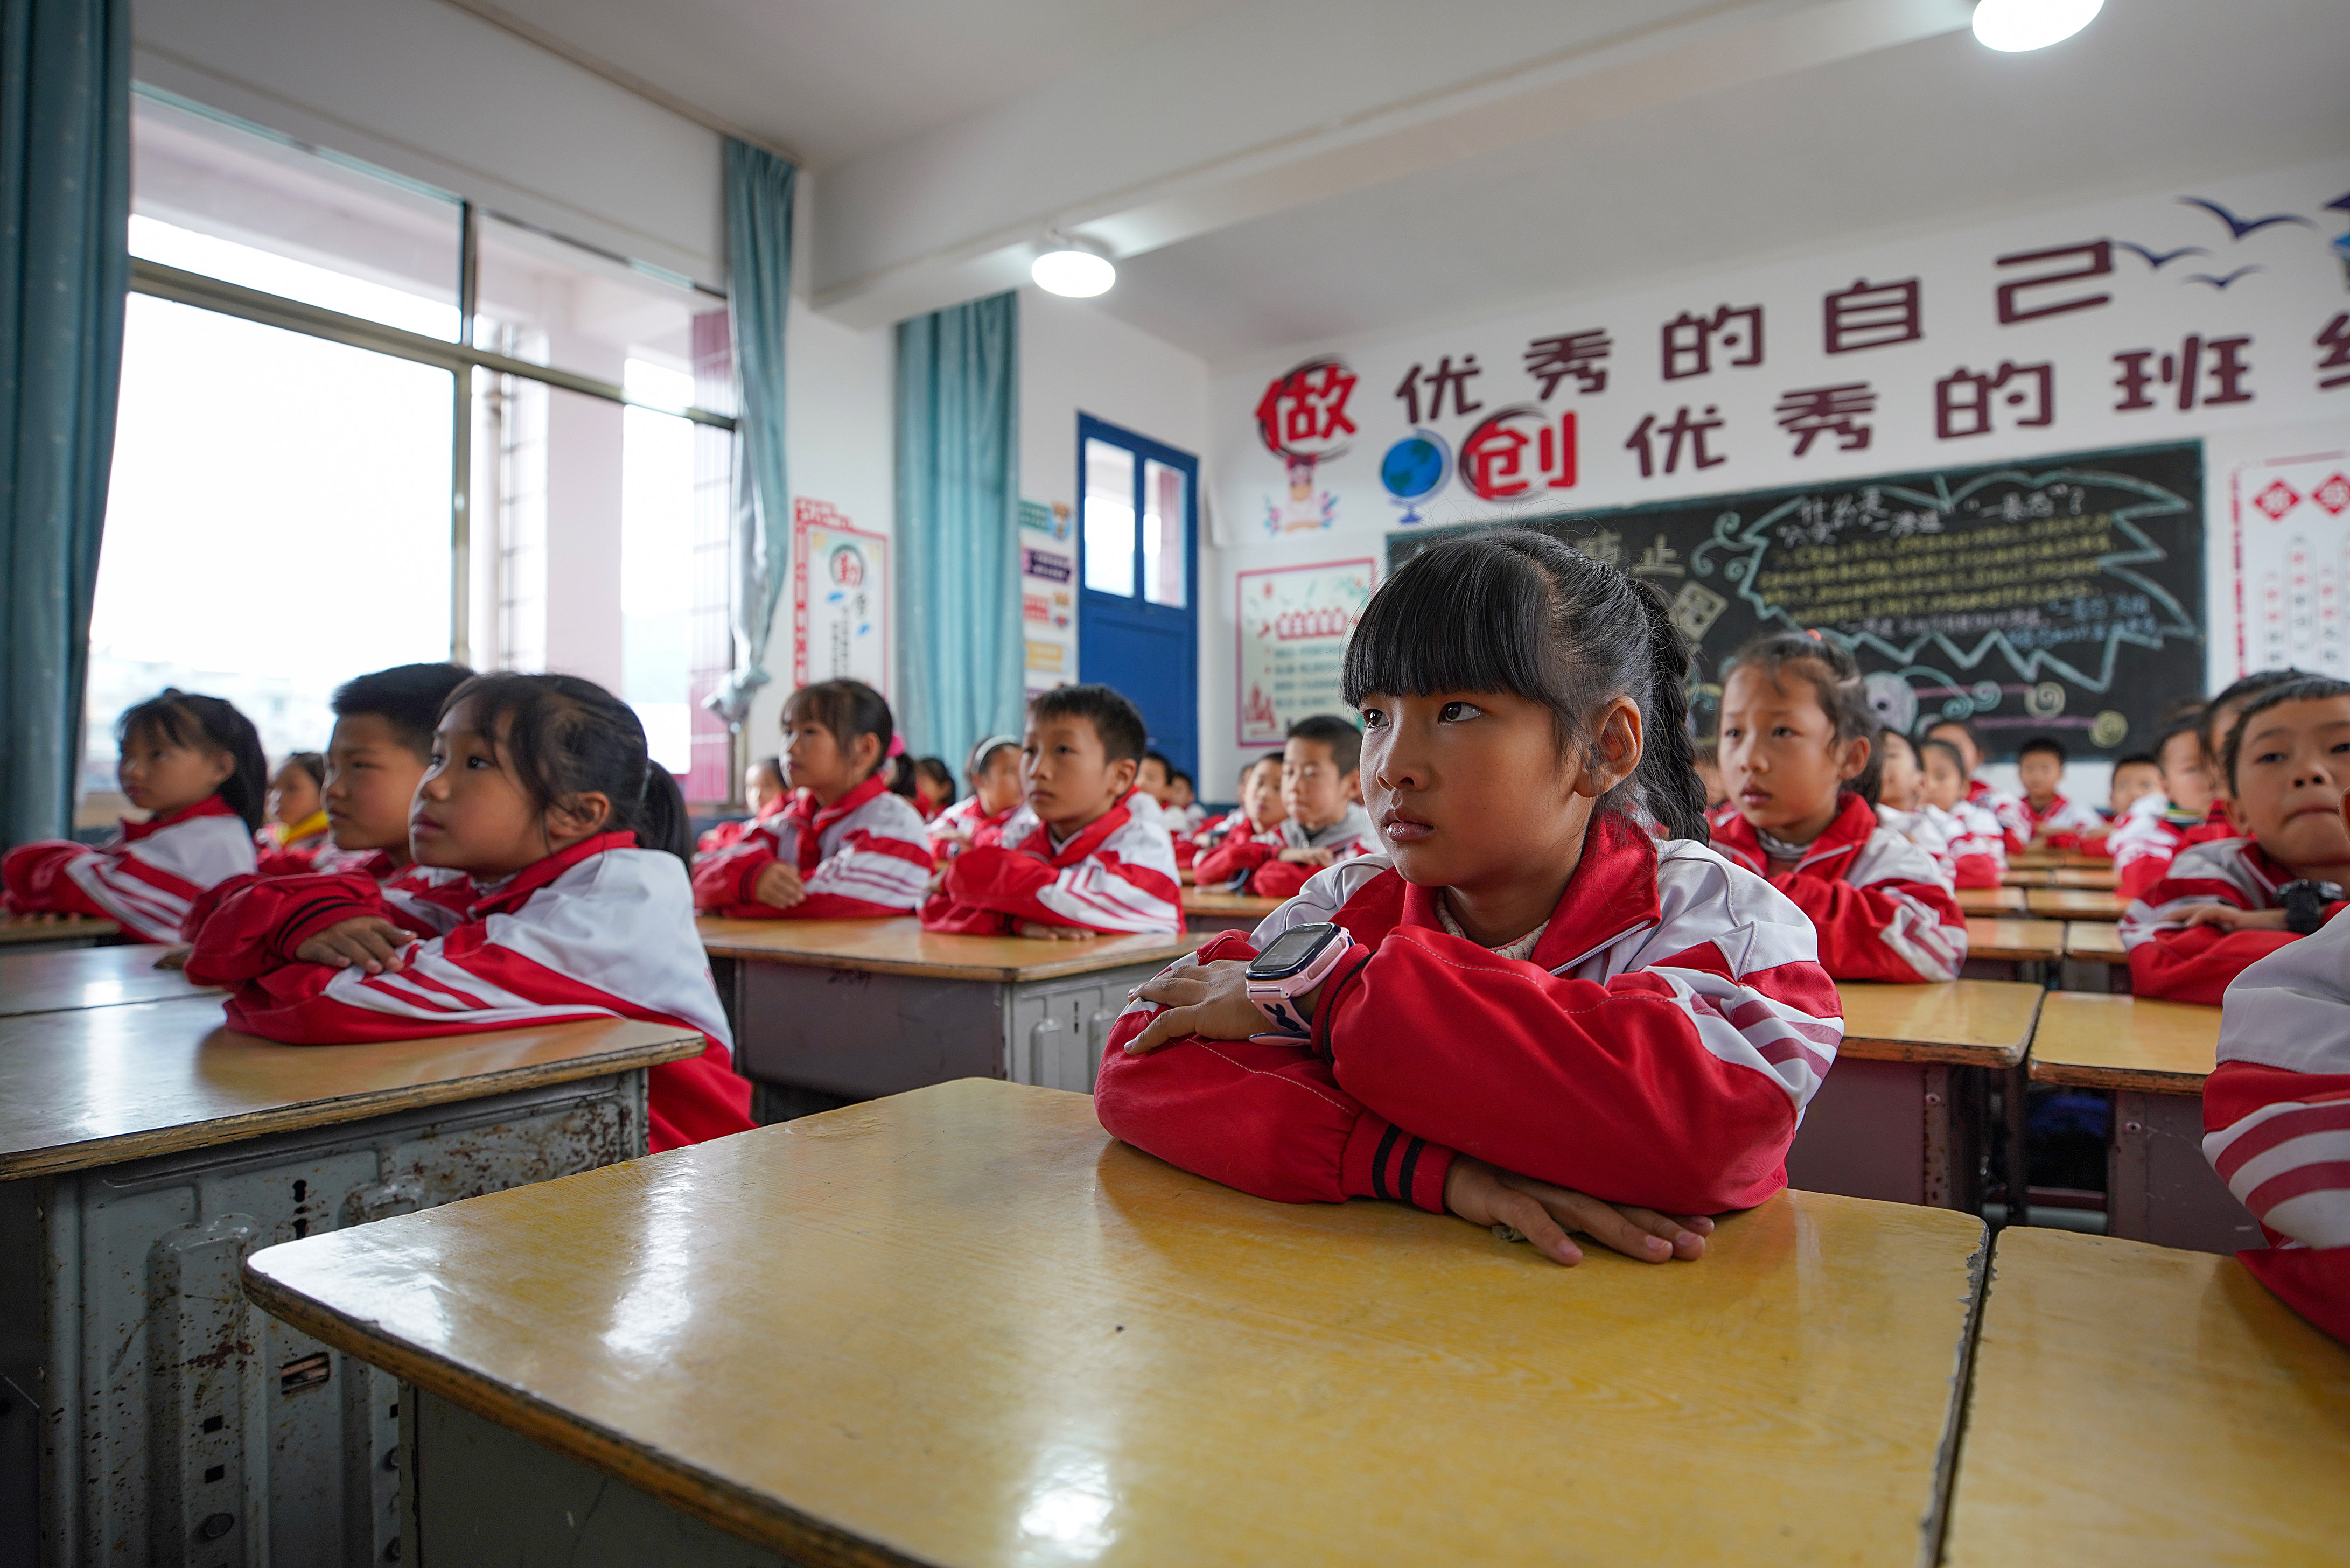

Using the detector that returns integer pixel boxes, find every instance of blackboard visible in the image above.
[1387,441,2204,762]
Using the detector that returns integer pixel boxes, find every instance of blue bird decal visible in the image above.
[2177,197,2313,240]
[2182,266,2263,290]
[2325,190,2350,214]
[2114,241,2209,269]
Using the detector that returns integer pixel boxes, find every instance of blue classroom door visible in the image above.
[1076,415,1199,779]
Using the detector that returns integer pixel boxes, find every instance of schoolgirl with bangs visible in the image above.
[186,673,754,1152]
[1095,529,1844,1267]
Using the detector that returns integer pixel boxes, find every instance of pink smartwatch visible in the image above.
[1245,922,1350,1038]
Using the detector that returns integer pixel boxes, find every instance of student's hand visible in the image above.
[1443,1156,1714,1268]
[1125,958,1278,1053]
[933,824,971,847]
[1278,846,1335,866]
[2181,904,2289,932]
[295,916,414,975]
[152,947,190,971]
[1015,920,1093,941]
[752,862,807,909]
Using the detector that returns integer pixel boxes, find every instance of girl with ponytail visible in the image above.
[186,673,753,1152]
[1095,529,1844,1266]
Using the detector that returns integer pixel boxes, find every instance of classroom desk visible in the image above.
[1942,1228,2350,1566]
[245,1079,1991,1568]
[2030,991,2253,1255]
[2025,886,2128,921]
[0,913,121,949]
[2047,866,2119,891]
[2062,920,2127,962]
[0,942,215,1017]
[1963,918,2065,964]
[1955,885,2027,915]
[1180,887,1283,934]
[1787,979,2043,1218]
[699,916,1200,1099]
[0,997,703,1567]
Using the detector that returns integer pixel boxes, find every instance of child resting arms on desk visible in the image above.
[1096,529,1844,1266]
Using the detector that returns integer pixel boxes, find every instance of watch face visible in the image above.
[1253,922,1338,979]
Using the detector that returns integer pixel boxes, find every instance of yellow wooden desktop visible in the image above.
[0,941,214,1017]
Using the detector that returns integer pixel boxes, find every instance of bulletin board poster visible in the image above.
[1236,559,1376,744]
[1019,497,1078,694]
[2225,434,2350,678]
[792,498,889,695]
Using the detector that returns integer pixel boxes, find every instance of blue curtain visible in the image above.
[0,0,127,846]
[705,138,795,727]
[896,291,1023,771]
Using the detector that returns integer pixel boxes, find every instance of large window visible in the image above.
[85,88,739,811]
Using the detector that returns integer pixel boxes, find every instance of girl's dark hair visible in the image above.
[913,757,954,793]
[785,680,894,782]
[968,735,1020,779]
[2221,676,2350,792]
[117,689,269,832]
[2205,668,2312,760]
[440,673,689,863]
[885,753,918,799]
[1879,729,1919,768]
[751,755,785,783]
[1720,631,1885,807]
[1342,529,1709,842]
[1924,715,1983,759]
[1919,737,1968,779]
[281,751,326,787]
[2152,710,2205,769]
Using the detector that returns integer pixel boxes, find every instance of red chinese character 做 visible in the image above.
[1253,358,1358,457]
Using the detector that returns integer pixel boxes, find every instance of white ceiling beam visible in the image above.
[810,0,1973,329]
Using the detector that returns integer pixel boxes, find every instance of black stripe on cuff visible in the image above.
[1370,1123,1401,1202]
[1396,1137,1426,1209]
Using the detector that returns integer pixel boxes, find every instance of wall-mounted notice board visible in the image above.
[1388,441,2204,761]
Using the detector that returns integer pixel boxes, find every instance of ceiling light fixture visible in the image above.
[1970,0,2102,52]
[1031,235,1116,298]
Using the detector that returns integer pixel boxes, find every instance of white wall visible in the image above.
[1019,286,1211,532]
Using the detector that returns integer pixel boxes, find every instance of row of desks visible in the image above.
[241,1078,2350,1566]
[1956,884,2131,920]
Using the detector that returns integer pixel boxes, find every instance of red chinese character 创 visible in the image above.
[1625,407,1726,478]
[1995,241,2113,325]
[1393,355,1484,424]
[1253,358,1358,457]
[1460,406,1578,500]
[1775,383,1877,456]
[1935,361,2054,439]
[1523,330,1612,397]
[1661,305,1764,380]
[2113,336,2254,412]
[2318,313,2350,390]
[1823,278,1922,353]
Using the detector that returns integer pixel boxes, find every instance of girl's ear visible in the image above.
[1834,733,1872,786]
[202,748,236,789]
[1574,697,1645,801]
[848,731,883,779]
[546,790,615,843]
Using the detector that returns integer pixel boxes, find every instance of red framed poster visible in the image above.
[1235,557,1376,744]
[792,498,890,695]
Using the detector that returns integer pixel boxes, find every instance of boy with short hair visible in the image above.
[2013,736,2105,849]
[1194,713,1377,900]
[315,663,472,883]
[2107,753,2162,819]
[2109,711,2216,898]
[1924,716,2028,852]
[1166,769,1206,833]
[921,684,1181,936]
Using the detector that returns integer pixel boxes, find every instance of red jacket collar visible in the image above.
[122,794,237,842]
[1709,792,1876,881]
[464,830,639,920]
[1377,809,1661,971]
[784,775,889,872]
[1023,800,1133,869]
[2024,794,2067,824]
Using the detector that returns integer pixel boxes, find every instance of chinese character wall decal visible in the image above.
[1254,357,1359,458]
[1523,330,1612,397]
[1822,278,1922,353]
[2317,313,2350,391]
[1994,241,2113,324]
[2113,336,2254,412]
[1625,407,1726,477]
[1935,361,2054,438]
[1393,355,1485,424]
[1661,305,1763,380]
[1775,383,1877,455]
[1460,407,1577,500]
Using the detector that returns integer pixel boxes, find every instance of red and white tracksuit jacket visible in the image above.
[1919,799,2008,888]
[1710,794,1966,983]
[1970,779,2031,855]
[695,799,787,858]
[692,775,932,919]
[1194,802,1380,900]
[923,796,1180,935]
[2105,792,2198,899]
[1096,813,1841,1217]
[184,831,753,1152]
[2119,837,2347,1005]
[927,795,1022,864]
[2017,793,2107,852]
[3,796,257,942]
[2205,913,2350,1343]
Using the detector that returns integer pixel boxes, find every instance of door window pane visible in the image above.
[1142,459,1187,609]
[86,296,453,799]
[131,90,461,339]
[474,213,729,410]
[1083,437,1136,597]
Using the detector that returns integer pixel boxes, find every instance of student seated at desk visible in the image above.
[256,751,331,874]
[2108,710,2214,899]
[298,661,473,890]
[186,673,753,1152]
[1098,530,1840,1266]
[2204,864,2350,1344]
[1915,738,2009,888]
[928,736,1024,863]
[1925,716,2027,852]
[923,684,1181,936]
[4,689,263,941]
[1191,754,1287,866]
[911,756,956,822]
[2013,736,2107,852]
[2187,670,2311,849]
[1709,633,1965,983]
[2121,677,2350,1004]
[696,755,787,856]
[1193,715,1379,900]
[1167,768,1206,834]
[693,680,932,919]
